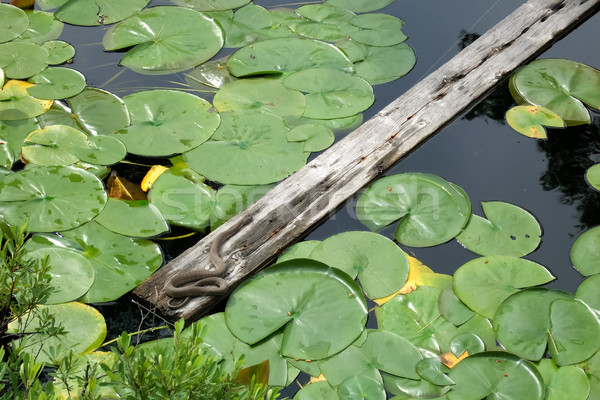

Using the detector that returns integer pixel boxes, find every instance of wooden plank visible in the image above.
[134,0,600,321]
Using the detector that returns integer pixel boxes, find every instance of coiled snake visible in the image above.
[164,216,252,309]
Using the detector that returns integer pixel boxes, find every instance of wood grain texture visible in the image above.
[134,0,600,321]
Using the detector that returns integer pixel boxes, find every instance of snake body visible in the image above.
[165,215,252,309]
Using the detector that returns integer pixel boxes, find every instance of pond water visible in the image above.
[3,0,600,397]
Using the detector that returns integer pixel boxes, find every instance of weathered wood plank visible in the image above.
[134,0,600,321]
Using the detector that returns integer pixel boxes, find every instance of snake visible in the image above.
[164,215,253,309]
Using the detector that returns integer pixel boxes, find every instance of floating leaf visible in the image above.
[308,231,409,299]
[277,240,321,263]
[225,259,368,360]
[0,118,40,168]
[449,332,485,356]
[94,199,169,238]
[55,0,150,26]
[319,344,382,387]
[17,10,63,44]
[21,124,88,166]
[509,58,600,125]
[210,183,273,229]
[27,67,86,100]
[74,134,126,165]
[294,381,338,400]
[106,172,146,201]
[576,274,600,313]
[360,330,423,379]
[505,105,565,139]
[453,256,554,319]
[337,40,416,85]
[0,80,53,120]
[22,246,95,304]
[581,350,600,399]
[285,112,363,133]
[227,37,353,77]
[446,352,544,400]
[536,359,590,400]
[493,288,600,365]
[416,358,454,386]
[586,164,600,192]
[348,14,407,47]
[214,77,305,118]
[148,162,215,230]
[103,6,224,74]
[115,89,220,156]
[283,68,374,119]
[325,0,394,13]
[292,4,358,42]
[382,372,451,399]
[184,110,309,185]
[438,284,475,326]
[570,226,600,276]
[356,173,471,247]
[141,165,168,192]
[0,165,107,232]
[286,124,334,152]
[456,201,542,257]
[0,42,48,79]
[211,4,272,48]
[338,376,386,400]
[66,87,130,135]
[41,40,75,65]
[184,59,236,90]
[0,67,4,87]
[7,302,106,364]
[0,4,28,43]
[170,0,250,11]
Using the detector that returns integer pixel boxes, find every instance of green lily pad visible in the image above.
[505,105,565,139]
[0,118,40,168]
[308,231,409,299]
[285,112,363,133]
[36,100,81,130]
[171,0,250,11]
[103,6,224,74]
[286,124,334,152]
[21,124,89,166]
[453,256,554,319]
[7,302,106,364]
[437,284,475,326]
[66,87,130,135]
[0,80,53,120]
[456,201,542,257]
[214,77,305,118]
[189,313,290,387]
[184,110,309,185]
[360,330,423,379]
[72,161,109,178]
[536,359,590,400]
[376,285,495,353]
[283,68,374,119]
[0,67,4,87]
[356,173,471,247]
[0,165,107,232]
[0,4,28,43]
[493,288,600,365]
[227,37,354,77]
[319,344,383,387]
[94,199,169,238]
[0,42,49,79]
[509,58,600,126]
[17,11,64,44]
[225,259,368,360]
[294,381,338,400]
[41,40,75,65]
[184,59,236,89]
[338,376,386,400]
[258,9,302,40]
[576,274,600,313]
[34,221,163,303]
[209,183,273,230]
[382,372,451,399]
[277,240,321,263]
[348,14,407,47]
[292,4,358,42]
[570,226,600,276]
[449,332,485,356]
[54,351,118,399]
[446,352,545,400]
[415,358,454,387]
[115,89,220,157]
[22,246,95,304]
[581,350,600,399]
[337,41,416,85]
[325,0,394,13]
[586,164,600,192]
[74,134,126,165]
[27,67,86,100]
[147,161,216,231]
[55,0,150,26]
[210,4,272,48]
